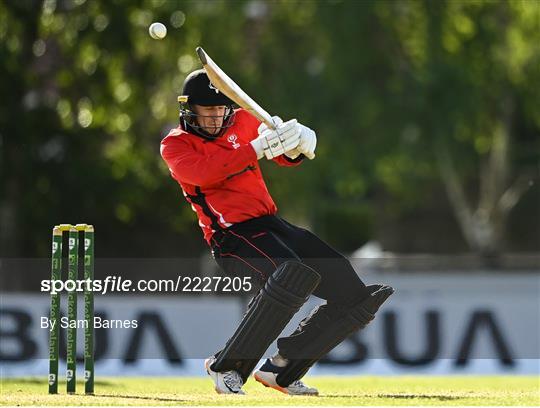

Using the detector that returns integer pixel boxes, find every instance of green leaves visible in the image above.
[1,0,537,256]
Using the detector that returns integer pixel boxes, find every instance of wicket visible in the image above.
[48,223,95,395]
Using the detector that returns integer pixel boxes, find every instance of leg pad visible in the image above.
[212,261,321,381]
[276,284,394,387]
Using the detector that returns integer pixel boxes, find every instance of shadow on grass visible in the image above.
[2,378,117,386]
[1,378,44,385]
[2,377,117,387]
[319,393,464,401]
[96,394,187,403]
[377,393,464,401]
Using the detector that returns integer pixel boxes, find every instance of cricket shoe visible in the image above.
[204,357,245,395]
[253,359,318,396]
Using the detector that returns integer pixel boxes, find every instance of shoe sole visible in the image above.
[254,373,289,395]
[206,358,245,395]
[205,359,223,395]
[204,358,212,373]
[253,373,319,396]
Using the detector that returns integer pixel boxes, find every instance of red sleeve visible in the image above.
[237,109,261,142]
[160,137,257,186]
[272,154,305,167]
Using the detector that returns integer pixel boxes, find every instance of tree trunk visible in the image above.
[436,96,532,266]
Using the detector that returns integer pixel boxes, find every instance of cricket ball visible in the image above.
[149,22,167,40]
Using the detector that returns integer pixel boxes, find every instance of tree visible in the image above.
[397,0,540,257]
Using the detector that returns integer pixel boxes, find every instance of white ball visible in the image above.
[149,22,167,40]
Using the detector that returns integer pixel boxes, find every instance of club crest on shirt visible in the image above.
[227,134,240,149]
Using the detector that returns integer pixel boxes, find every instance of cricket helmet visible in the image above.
[178,69,235,140]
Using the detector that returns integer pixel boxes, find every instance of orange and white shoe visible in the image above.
[253,359,318,396]
[204,356,245,395]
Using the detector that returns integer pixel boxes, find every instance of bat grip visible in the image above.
[267,118,278,131]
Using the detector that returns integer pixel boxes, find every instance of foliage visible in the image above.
[0,0,538,257]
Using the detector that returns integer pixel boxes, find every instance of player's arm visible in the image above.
[160,137,257,186]
[250,119,302,162]
[273,152,305,167]
[245,112,316,166]
[254,113,304,167]
[256,116,317,166]
[291,123,316,160]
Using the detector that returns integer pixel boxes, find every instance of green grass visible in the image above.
[1,376,538,406]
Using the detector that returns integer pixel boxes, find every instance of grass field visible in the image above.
[1,376,538,406]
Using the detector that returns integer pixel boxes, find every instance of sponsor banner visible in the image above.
[1,273,538,376]
[7,358,538,378]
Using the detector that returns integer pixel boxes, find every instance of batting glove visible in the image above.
[295,123,317,160]
[251,118,301,160]
[257,116,283,134]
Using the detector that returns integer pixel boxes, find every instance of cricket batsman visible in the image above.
[161,69,394,395]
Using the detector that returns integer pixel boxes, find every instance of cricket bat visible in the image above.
[196,47,276,130]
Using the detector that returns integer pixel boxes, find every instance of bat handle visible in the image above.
[267,118,278,131]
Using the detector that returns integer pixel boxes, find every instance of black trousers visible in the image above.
[211,215,370,357]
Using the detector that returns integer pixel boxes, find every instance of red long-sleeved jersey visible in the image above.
[160,109,303,244]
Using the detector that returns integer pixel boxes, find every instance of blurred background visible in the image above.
[0,0,539,378]
[1,0,538,261]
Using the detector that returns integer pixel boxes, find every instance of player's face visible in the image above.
[193,105,226,135]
